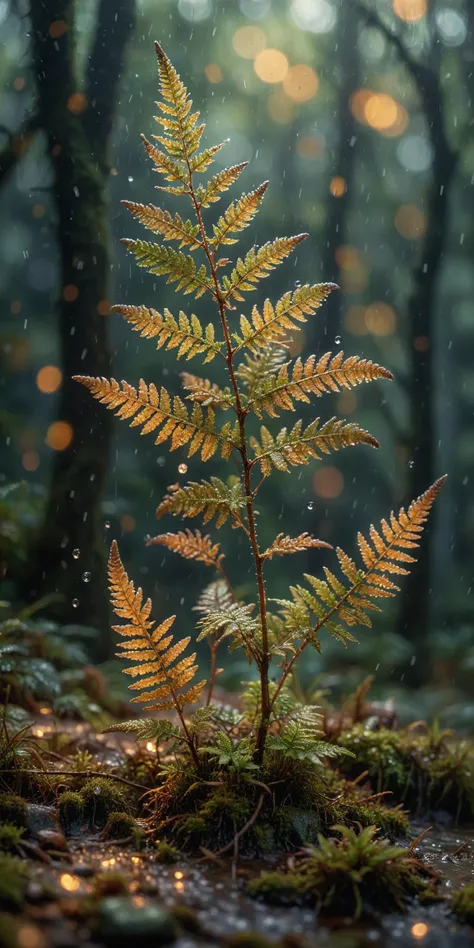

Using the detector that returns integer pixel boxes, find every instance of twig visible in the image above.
[408,825,432,855]
[0,769,148,792]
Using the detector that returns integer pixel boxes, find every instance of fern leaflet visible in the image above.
[156,477,247,528]
[111,304,224,363]
[146,529,223,569]
[233,283,337,351]
[250,417,379,476]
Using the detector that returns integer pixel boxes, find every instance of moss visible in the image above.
[451,883,474,924]
[92,871,129,898]
[154,841,181,864]
[80,778,127,829]
[106,812,143,847]
[0,794,28,829]
[170,903,205,936]
[58,791,85,832]
[248,825,439,917]
[0,825,24,854]
[0,854,28,908]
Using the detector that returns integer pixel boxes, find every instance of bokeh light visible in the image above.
[16,925,45,948]
[313,466,344,499]
[291,0,337,34]
[67,92,87,115]
[296,135,323,159]
[345,305,368,335]
[46,421,73,451]
[178,0,211,21]
[268,89,293,124]
[97,299,111,315]
[232,25,266,59]
[48,20,67,38]
[393,0,427,24]
[205,63,223,83]
[36,365,63,394]
[394,204,426,239]
[329,176,346,197]
[60,873,80,892]
[365,302,396,336]
[22,451,40,472]
[282,65,319,102]
[335,245,361,270]
[254,49,289,84]
[350,90,408,137]
[411,922,429,939]
[120,514,136,532]
[63,284,79,302]
[337,390,357,415]
[436,9,467,47]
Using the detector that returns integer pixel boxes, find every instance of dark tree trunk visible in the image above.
[28,0,135,657]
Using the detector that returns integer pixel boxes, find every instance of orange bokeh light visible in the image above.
[36,365,63,394]
[46,421,73,451]
[60,873,80,892]
[67,92,87,115]
[268,90,293,124]
[97,299,111,316]
[254,48,289,84]
[16,925,45,948]
[329,176,346,197]
[22,451,40,472]
[365,302,396,336]
[283,65,319,102]
[394,204,426,239]
[350,89,408,137]
[393,0,427,23]
[335,245,361,270]
[411,921,429,938]
[232,25,266,59]
[204,63,223,83]
[63,284,79,302]
[345,305,368,335]
[313,467,344,500]
[14,76,26,91]
[296,135,322,159]
[49,20,67,38]
[120,514,136,532]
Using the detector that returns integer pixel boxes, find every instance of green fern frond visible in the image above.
[193,580,234,617]
[196,601,259,656]
[112,304,224,363]
[233,283,337,351]
[196,161,248,207]
[121,239,213,298]
[267,708,351,765]
[180,371,233,409]
[236,345,288,397]
[156,477,247,528]
[73,376,238,462]
[250,417,379,476]
[221,235,308,303]
[140,135,188,188]
[211,181,268,248]
[102,719,179,743]
[122,201,201,250]
[248,352,394,418]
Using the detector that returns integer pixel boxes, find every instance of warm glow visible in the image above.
[22,451,40,473]
[341,267,368,293]
[267,90,293,124]
[40,707,52,715]
[254,49,289,84]
[131,855,141,865]
[232,25,266,59]
[60,874,80,892]
[313,467,344,499]
[174,871,184,879]
[63,284,79,302]
[364,93,398,130]
[411,922,429,938]
[393,0,427,23]
[120,514,136,532]
[146,741,156,753]
[175,881,184,892]
[49,19,67,38]
[36,365,63,394]
[32,203,45,218]
[296,135,322,159]
[97,299,111,315]
[14,76,26,91]
[283,65,319,102]
[394,204,426,239]
[345,305,368,335]
[329,176,346,197]
[101,858,116,868]
[204,63,223,83]
[17,926,44,948]
[337,390,357,415]
[46,421,74,451]
[11,300,21,314]
[67,92,87,115]
[335,245,361,270]
[414,335,430,352]
[365,302,396,336]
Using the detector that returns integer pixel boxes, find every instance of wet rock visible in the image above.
[37,829,69,852]
[27,804,61,838]
[97,896,177,945]
[71,862,95,877]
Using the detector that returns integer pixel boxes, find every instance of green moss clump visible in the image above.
[106,812,143,847]
[451,883,474,924]
[154,841,181,864]
[92,871,129,898]
[0,825,24,854]
[169,904,205,936]
[248,825,439,917]
[80,778,127,829]
[0,794,27,829]
[58,791,85,833]
[0,854,29,908]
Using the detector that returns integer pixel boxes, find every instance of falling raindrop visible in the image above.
[178,463,188,474]
[335,335,342,345]
[408,460,414,469]
[72,549,80,560]
[82,571,91,583]
[72,598,79,608]
[128,175,134,182]
[104,521,111,530]
[294,279,301,287]
[144,534,151,543]
[307,502,314,510]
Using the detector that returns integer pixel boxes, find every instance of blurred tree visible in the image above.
[26,0,135,654]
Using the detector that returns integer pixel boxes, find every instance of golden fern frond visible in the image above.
[146,529,223,569]
[111,304,224,364]
[248,352,394,418]
[73,376,238,462]
[140,135,188,191]
[263,533,333,560]
[280,477,446,647]
[196,161,248,207]
[121,239,213,299]
[108,540,205,712]
[180,372,233,409]
[156,477,246,528]
[233,283,337,351]
[236,345,288,396]
[221,235,308,304]
[250,417,379,476]
[153,40,204,162]
[211,181,268,248]
[122,201,201,251]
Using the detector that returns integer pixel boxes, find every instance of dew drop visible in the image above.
[104,521,111,530]
[144,534,151,543]
[294,279,301,287]
[408,460,414,469]
[335,335,342,345]
[72,549,80,560]
[307,502,314,510]
[81,571,91,583]
[72,598,79,608]
[178,463,188,474]
[128,176,134,182]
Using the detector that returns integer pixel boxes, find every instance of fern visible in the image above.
[103,718,179,744]
[76,42,446,770]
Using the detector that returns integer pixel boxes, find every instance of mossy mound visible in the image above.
[451,883,474,924]
[0,824,24,854]
[248,824,439,917]
[0,794,27,828]
[0,854,29,908]
[105,812,144,847]
[80,778,128,829]
[58,791,85,833]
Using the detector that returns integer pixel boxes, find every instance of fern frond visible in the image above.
[102,719,179,743]
[263,533,333,560]
[122,201,201,251]
[73,376,238,462]
[180,372,233,409]
[250,417,379,476]
[111,304,224,364]
[221,235,308,303]
[211,181,268,248]
[154,40,204,161]
[236,345,288,397]
[196,162,248,207]
[196,601,259,657]
[248,352,394,418]
[190,142,228,174]
[156,476,246,528]
[140,135,188,188]
[121,239,213,298]
[267,707,351,765]
[146,529,223,569]
[194,579,234,617]
[108,540,205,712]
[233,283,337,351]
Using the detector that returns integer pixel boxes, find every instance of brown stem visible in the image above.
[206,643,218,707]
